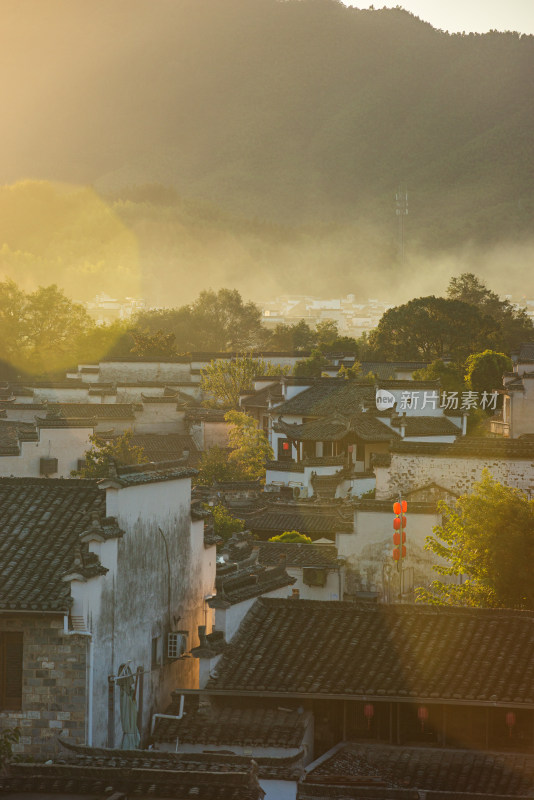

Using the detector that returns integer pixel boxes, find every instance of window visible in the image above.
[0,632,23,710]
[151,636,161,668]
[277,438,292,461]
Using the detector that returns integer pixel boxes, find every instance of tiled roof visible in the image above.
[0,420,39,455]
[390,436,534,459]
[0,478,115,611]
[101,461,197,487]
[242,503,353,537]
[153,698,309,749]
[390,415,461,436]
[208,598,534,705]
[274,380,375,417]
[185,407,230,421]
[517,343,534,361]
[275,411,400,442]
[100,433,200,466]
[240,383,283,409]
[2,755,264,800]
[302,743,534,798]
[212,560,295,607]
[257,541,340,568]
[265,460,305,472]
[45,402,137,419]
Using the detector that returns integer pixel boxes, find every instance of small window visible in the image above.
[1,632,23,710]
[151,636,161,668]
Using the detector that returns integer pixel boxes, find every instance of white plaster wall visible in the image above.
[510,381,534,437]
[375,454,534,500]
[132,403,185,434]
[99,361,192,383]
[32,388,91,402]
[215,585,294,642]
[203,421,232,449]
[79,477,216,747]
[287,567,343,601]
[336,507,443,595]
[0,427,93,478]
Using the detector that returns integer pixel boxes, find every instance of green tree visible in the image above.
[269,531,312,543]
[417,471,534,610]
[0,280,25,368]
[413,359,465,394]
[266,320,315,352]
[130,329,178,358]
[201,356,286,408]
[225,410,274,481]
[314,319,339,350]
[135,289,264,352]
[368,296,496,364]
[195,445,243,486]
[293,348,330,377]
[447,273,534,352]
[338,361,362,379]
[73,431,147,479]
[465,349,512,399]
[209,503,245,543]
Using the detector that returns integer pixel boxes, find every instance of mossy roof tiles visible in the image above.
[209,598,534,705]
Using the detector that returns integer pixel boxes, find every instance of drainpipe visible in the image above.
[151,694,185,735]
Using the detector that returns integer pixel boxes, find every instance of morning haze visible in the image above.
[1,0,533,304]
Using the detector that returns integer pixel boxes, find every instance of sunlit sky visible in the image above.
[341,1,534,35]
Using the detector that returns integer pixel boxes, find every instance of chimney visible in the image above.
[291,588,300,600]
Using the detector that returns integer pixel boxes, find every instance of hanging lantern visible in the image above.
[364,703,374,729]
[417,705,429,731]
[393,500,408,563]
[506,711,516,737]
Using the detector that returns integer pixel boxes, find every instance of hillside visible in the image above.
[1,0,533,302]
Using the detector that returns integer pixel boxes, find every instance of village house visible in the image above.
[154,597,534,799]
[241,377,464,499]
[492,342,534,438]
[0,463,216,758]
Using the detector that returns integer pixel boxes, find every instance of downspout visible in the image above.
[151,694,185,735]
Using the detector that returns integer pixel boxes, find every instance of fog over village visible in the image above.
[0,2,534,799]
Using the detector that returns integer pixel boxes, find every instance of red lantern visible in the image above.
[364,703,374,729]
[393,501,402,515]
[393,531,406,545]
[401,500,407,513]
[392,546,406,560]
[393,516,407,530]
[418,705,429,731]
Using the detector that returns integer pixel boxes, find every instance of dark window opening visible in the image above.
[1,632,23,710]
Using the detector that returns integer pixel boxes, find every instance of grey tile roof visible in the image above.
[274,380,375,417]
[208,598,534,705]
[3,756,264,800]
[100,433,200,466]
[46,402,137,419]
[240,383,283,409]
[302,743,534,797]
[242,503,353,537]
[390,415,461,436]
[0,478,116,612]
[185,407,230,421]
[391,436,534,459]
[360,361,428,379]
[212,560,295,607]
[153,699,309,749]
[518,343,534,361]
[102,461,197,487]
[0,420,39,455]
[257,541,340,568]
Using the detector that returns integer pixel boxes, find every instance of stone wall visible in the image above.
[0,615,86,758]
[375,453,534,500]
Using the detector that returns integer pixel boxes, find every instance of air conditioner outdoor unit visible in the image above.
[292,485,308,499]
[167,631,188,660]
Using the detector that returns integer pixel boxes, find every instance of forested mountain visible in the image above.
[1,0,533,302]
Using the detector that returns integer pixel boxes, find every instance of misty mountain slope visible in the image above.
[1,0,533,302]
